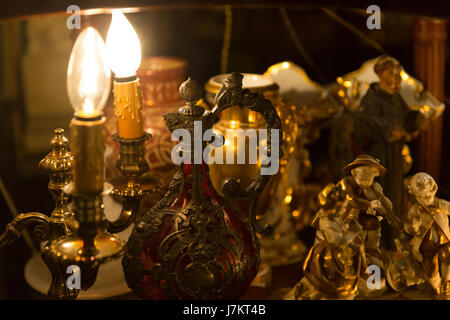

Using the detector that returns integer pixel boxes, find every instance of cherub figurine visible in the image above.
[354,56,428,219]
[286,155,401,300]
[404,172,450,299]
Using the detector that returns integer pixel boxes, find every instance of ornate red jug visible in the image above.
[122,72,283,299]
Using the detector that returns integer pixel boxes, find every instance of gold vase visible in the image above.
[204,74,297,212]
[204,73,305,269]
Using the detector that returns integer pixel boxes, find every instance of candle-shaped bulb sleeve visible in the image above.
[70,117,106,194]
[106,9,144,139]
[113,79,144,138]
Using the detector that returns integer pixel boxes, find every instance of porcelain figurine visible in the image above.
[353,56,429,219]
[285,155,402,299]
[403,172,450,299]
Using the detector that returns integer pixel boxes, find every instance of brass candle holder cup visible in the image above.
[0,127,149,299]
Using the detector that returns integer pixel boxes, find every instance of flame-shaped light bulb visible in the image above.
[105,10,142,78]
[67,27,111,118]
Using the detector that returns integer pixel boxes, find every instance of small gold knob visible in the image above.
[39,128,73,178]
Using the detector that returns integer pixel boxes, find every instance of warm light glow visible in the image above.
[284,194,292,204]
[67,27,111,117]
[343,81,352,88]
[62,242,74,249]
[281,62,290,69]
[106,9,142,78]
[400,70,409,81]
[230,120,238,129]
[401,145,409,156]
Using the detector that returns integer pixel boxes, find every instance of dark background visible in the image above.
[1,4,450,299]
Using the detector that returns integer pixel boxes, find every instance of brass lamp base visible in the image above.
[0,128,150,299]
[24,193,133,299]
[51,234,123,263]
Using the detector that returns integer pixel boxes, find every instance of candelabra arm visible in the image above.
[106,133,150,233]
[0,212,77,300]
[106,193,142,233]
[0,212,50,248]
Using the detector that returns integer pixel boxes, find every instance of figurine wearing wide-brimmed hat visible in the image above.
[334,155,395,257]
[286,155,401,300]
[343,154,387,176]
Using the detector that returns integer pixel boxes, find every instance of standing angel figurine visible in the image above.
[404,172,450,299]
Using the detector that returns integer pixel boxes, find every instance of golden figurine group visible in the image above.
[287,156,450,300]
[286,56,450,300]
